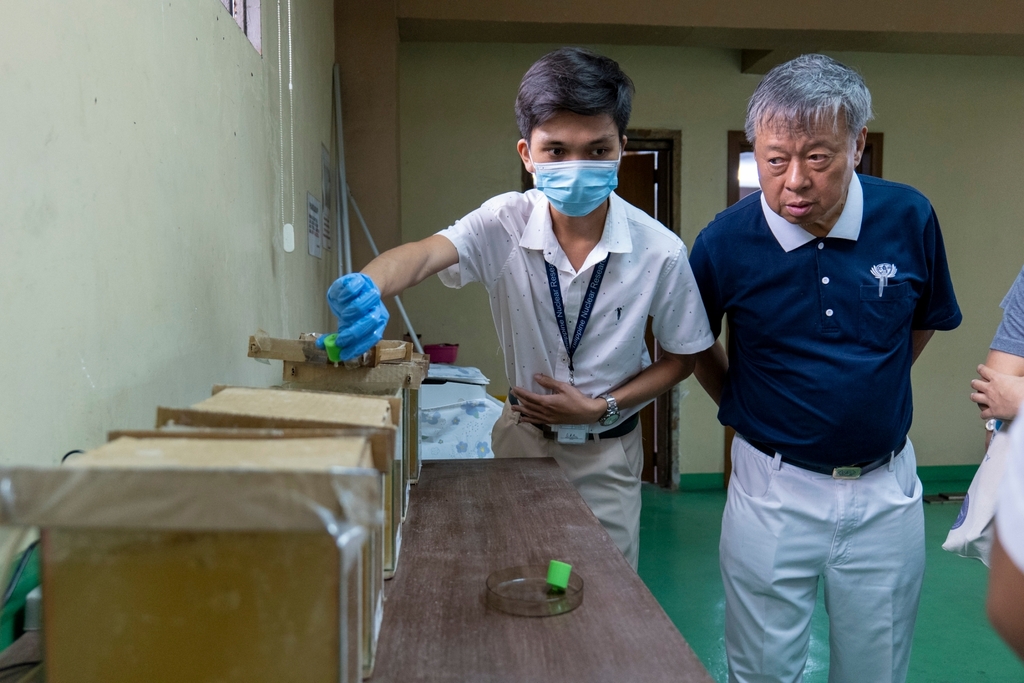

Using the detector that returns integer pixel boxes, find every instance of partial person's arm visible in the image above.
[988,531,1024,661]
[510,351,695,426]
[911,329,934,364]
[685,232,727,407]
[361,235,459,298]
[971,350,1024,421]
[693,341,728,407]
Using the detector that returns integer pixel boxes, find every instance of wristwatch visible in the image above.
[598,394,620,427]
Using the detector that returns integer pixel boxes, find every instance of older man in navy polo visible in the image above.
[690,54,961,683]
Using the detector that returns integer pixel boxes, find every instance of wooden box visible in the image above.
[106,426,389,679]
[280,357,427,503]
[284,381,415,521]
[170,387,401,576]
[0,436,377,683]
[155,388,400,676]
[245,334,427,488]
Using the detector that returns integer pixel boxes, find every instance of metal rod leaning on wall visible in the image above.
[332,63,424,355]
[333,64,353,276]
[348,190,425,356]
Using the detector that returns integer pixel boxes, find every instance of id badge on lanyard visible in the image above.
[545,255,610,445]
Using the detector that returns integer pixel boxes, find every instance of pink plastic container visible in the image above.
[423,344,458,364]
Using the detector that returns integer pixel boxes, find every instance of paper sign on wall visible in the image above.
[321,207,331,252]
[306,192,322,259]
[321,144,332,251]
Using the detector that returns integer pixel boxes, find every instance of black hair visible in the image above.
[515,47,635,142]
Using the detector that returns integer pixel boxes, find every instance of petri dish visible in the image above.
[485,565,584,617]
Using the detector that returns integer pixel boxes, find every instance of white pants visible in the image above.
[721,436,924,683]
[491,401,643,570]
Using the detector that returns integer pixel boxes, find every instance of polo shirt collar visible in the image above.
[760,173,863,252]
[521,192,633,274]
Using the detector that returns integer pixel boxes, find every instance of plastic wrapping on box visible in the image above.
[0,444,382,534]
[0,436,380,683]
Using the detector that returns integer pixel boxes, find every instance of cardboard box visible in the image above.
[0,437,377,683]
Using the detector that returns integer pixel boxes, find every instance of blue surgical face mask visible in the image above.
[530,149,621,217]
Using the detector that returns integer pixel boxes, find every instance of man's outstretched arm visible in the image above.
[362,235,459,298]
[324,235,459,360]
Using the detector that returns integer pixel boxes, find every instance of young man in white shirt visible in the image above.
[322,47,713,569]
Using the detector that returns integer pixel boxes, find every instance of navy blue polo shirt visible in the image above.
[689,174,962,467]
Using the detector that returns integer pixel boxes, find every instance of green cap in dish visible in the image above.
[546,560,572,592]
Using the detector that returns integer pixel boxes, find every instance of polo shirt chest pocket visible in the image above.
[858,281,915,350]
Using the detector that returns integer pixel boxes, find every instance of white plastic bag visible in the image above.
[943,429,1012,566]
[419,397,503,460]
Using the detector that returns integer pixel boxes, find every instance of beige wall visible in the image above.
[849,50,1024,468]
[399,42,1024,475]
[397,0,1024,37]
[0,0,337,464]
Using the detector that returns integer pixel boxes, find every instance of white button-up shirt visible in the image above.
[437,189,713,430]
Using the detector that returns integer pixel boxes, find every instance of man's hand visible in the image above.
[971,364,1024,421]
[321,273,389,361]
[511,375,606,425]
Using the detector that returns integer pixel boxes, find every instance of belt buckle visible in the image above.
[832,466,862,480]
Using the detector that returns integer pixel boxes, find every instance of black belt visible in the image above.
[508,392,640,441]
[742,436,907,478]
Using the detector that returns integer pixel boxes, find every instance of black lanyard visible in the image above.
[545,255,610,386]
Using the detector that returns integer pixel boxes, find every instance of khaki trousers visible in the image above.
[491,401,643,570]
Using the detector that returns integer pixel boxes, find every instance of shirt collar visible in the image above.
[760,173,863,252]
[520,191,633,273]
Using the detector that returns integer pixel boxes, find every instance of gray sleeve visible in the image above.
[992,266,1024,357]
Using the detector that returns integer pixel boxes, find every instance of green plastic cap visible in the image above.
[322,333,342,363]
[546,560,572,591]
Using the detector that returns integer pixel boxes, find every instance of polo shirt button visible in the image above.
[826,309,834,317]
[817,243,824,250]
[822,277,830,284]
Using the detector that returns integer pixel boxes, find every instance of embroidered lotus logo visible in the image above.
[870,263,897,297]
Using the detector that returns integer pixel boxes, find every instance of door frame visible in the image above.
[626,129,683,489]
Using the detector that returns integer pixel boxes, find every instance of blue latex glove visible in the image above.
[318,273,389,361]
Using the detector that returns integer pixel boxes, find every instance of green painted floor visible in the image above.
[637,480,1024,683]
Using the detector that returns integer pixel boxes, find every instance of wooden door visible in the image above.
[616,147,673,487]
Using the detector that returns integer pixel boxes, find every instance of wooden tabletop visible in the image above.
[372,459,713,683]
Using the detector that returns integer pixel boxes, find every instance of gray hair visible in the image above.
[745,54,873,145]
